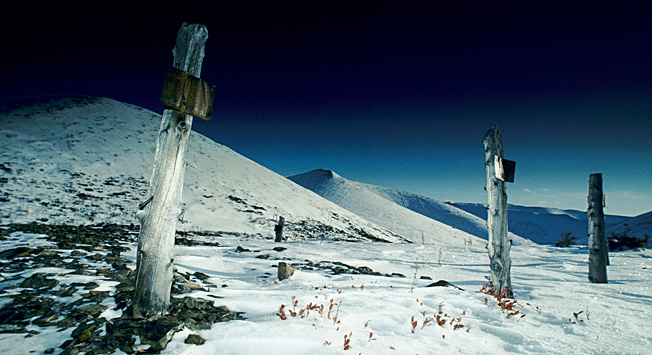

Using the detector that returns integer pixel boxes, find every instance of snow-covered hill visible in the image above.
[289,169,528,245]
[0,96,409,242]
[0,95,483,245]
[289,169,643,245]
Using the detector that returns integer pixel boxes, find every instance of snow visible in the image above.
[1,95,652,354]
[2,231,652,354]
[289,169,530,245]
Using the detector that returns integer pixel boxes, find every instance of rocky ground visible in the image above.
[0,224,242,354]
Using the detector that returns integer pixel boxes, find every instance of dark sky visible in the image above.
[2,1,651,215]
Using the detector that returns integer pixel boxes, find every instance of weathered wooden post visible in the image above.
[588,173,608,283]
[134,23,214,317]
[274,216,285,242]
[482,125,514,298]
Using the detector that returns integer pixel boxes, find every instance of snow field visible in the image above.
[161,236,651,354]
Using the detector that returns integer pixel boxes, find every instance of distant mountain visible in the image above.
[608,211,652,247]
[289,169,644,245]
[289,169,530,245]
[449,203,632,245]
[0,95,483,245]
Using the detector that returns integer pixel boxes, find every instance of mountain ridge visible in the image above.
[289,169,526,245]
[289,169,649,245]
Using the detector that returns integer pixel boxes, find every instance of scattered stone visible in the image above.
[193,271,210,281]
[272,247,287,252]
[255,254,270,259]
[182,282,203,289]
[0,247,33,259]
[174,272,188,283]
[420,276,432,280]
[55,286,77,297]
[185,333,205,345]
[140,316,183,351]
[235,246,251,253]
[32,312,60,325]
[71,321,100,342]
[75,303,107,318]
[0,223,243,355]
[357,266,380,275]
[426,279,465,291]
[70,282,99,290]
[19,273,58,289]
[278,262,295,281]
[45,348,55,354]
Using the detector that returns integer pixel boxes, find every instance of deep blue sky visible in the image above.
[2,2,651,216]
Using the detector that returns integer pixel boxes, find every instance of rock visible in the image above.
[193,271,210,281]
[75,303,108,318]
[272,247,287,252]
[140,316,183,351]
[427,280,450,287]
[181,282,203,289]
[55,286,77,297]
[235,246,251,253]
[426,279,465,291]
[32,311,60,325]
[174,271,189,282]
[184,334,205,345]
[19,273,58,289]
[278,262,295,281]
[45,348,55,354]
[71,321,100,342]
[255,254,270,259]
[420,276,433,280]
[0,247,32,259]
[60,346,80,355]
[357,266,381,275]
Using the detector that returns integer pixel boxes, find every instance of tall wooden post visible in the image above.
[482,125,513,298]
[588,173,608,283]
[134,23,209,317]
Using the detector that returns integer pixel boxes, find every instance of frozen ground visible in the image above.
[1,229,650,354]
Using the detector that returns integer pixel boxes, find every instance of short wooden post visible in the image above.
[133,23,209,317]
[482,125,513,298]
[274,216,285,242]
[588,173,608,283]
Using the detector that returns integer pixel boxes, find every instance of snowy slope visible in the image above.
[0,95,415,243]
[288,169,521,245]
